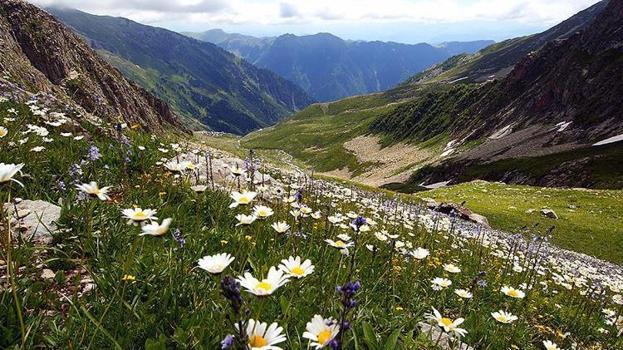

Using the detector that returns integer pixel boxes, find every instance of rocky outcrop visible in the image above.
[382,0,623,191]
[3,199,61,244]
[469,0,623,144]
[540,208,559,219]
[0,0,181,131]
[430,202,491,228]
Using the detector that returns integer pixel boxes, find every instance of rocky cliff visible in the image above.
[0,0,181,131]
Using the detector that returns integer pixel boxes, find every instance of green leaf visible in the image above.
[361,322,379,350]
[279,295,290,315]
[383,329,400,350]
[145,335,167,350]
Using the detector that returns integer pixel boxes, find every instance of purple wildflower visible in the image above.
[172,229,185,248]
[220,335,234,349]
[87,145,101,161]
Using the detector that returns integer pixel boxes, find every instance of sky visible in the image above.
[29,0,602,44]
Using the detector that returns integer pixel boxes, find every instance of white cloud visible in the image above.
[28,0,603,42]
[279,2,299,18]
[29,0,602,26]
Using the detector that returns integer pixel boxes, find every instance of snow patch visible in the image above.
[444,139,457,151]
[449,77,469,84]
[593,134,623,146]
[440,139,458,157]
[440,148,455,157]
[421,181,450,189]
[555,121,572,132]
[489,124,513,140]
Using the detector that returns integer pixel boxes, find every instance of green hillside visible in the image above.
[48,8,314,134]
[243,93,402,174]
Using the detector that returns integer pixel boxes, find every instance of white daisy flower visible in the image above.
[237,266,289,296]
[122,208,157,225]
[230,191,257,208]
[140,218,172,236]
[76,182,111,201]
[302,315,339,348]
[325,239,354,250]
[0,163,25,187]
[271,221,290,233]
[198,253,235,274]
[491,310,518,324]
[426,307,467,337]
[501,286,525,299]
[236,214,257,226]
[279,256,314,278]
[237,319,286,349]
[253,205,274,219]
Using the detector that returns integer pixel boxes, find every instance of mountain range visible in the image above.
[187,30,494,101]
[47,7,314,135]
[244,0,623,190]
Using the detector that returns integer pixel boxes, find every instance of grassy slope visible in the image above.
[415,181,623,264]
[98,50,207,131]
[408,37,530,84]
[243,94,399,174]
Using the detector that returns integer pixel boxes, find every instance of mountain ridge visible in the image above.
[47,7,315,134]
[188,29,494,101]
[244,0,623,190]
[409,0,610,84]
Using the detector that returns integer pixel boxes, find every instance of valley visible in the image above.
[1,0,623,349]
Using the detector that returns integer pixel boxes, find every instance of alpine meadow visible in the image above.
[1,0,623,350]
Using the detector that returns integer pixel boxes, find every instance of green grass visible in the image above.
[2,98,623,350]
[414,181,623,264]
[243,94,401,175]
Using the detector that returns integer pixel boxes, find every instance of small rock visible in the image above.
[540,208,559,219]
[418,322,473,350]
[14,209,31,219]
[41,269,55,280]
[191,185,208,193]
[3,200,61,244]
[81,283,96,294]
[421,197,439,209]
[468,213,490,228]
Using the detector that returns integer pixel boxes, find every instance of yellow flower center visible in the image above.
[317,329,333,344]
[249,335,268,347]
[134,211,147,220]
[256,280,273,292]
[440,318,453,328]
[291,266,305,276]
[508,290,520,297]
[239,197,250,204]
[334,240,345,248]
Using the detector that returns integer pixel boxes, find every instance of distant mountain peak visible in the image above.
[188,29,494,101]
